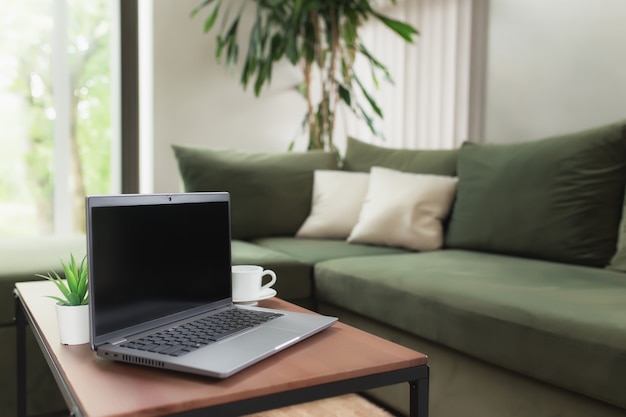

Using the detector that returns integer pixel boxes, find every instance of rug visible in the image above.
[244,393,395,417]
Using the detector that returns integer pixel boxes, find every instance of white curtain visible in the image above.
[339,0,488,150]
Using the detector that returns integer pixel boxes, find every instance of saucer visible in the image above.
[233,288,277,305]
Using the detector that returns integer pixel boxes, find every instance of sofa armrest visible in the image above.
[0,236,86,325]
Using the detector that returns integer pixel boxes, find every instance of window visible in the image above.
[0,0,118,237]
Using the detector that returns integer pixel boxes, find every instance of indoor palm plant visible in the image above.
[191,0,418,151]
[37,254,90,345]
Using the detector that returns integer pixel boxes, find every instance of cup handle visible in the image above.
[261,270,277,290]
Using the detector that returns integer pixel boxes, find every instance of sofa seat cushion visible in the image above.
[252,237,410,264]
[314,249,626,407]
[231,240,313,300]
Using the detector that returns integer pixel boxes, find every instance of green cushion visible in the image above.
[445,121,626,267]
[172,145,339,239]
[342,137,458,176]
[314,249,626,408]
[253,237,410,264]
[608,198,626,272]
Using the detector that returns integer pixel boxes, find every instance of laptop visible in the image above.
[85,192,337,378]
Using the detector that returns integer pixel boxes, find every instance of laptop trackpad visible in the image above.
[221,326,301,352]
[178,326,302,376]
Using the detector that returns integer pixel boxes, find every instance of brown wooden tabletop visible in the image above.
[15,280,428,417]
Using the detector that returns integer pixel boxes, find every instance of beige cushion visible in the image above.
[296,170,370,239]
[348,167,458,251]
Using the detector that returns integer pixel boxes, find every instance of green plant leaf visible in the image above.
[359,44,393,84]
[353,100,385,141]
[45,295,70,305]
[242,13,264,87]
[64,254,78,293]
[341,9,358,47]
[338,83,351,106]
[202,0,222,33]
[37,254,88,306]
[77,257,89,303]
[227,42,239,64]
[373,12,419,43]
[270,33,285,60]
[253,60,270,96]
[217,16,240,64]
[53,271,72,297]
[285,31,299,64]
[190,0,217,18]
[37,271,72,305]
[66,292,81,306]
[354,73,383,118]
[216,35,225,58]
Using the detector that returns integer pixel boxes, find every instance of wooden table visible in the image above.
[14,281,429,417]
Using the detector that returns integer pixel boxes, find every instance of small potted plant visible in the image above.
[36,254,89,345]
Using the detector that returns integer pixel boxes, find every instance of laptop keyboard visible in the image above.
[120,309,283,357]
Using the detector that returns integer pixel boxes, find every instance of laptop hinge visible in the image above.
[109,338,127,345]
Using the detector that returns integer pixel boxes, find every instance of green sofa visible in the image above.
[172,122,626,417]
[1,121,625,417]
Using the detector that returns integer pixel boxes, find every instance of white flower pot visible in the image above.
[55,303,90,345]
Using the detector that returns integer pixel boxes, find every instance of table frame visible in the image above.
[14,287,429,417]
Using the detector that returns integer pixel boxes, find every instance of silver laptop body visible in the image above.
[86,192,336,378]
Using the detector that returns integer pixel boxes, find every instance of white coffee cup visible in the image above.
[231,265,277,301]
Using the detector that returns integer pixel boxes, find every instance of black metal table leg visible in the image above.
[410,365,430,417]
[15,291,27,417]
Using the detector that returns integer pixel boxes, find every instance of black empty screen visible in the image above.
[90,201,231,336]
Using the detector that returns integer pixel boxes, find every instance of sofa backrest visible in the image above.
[172,121,626,270]
[172,145,339,240]
[342,136,459,176]
[444,120,626,268]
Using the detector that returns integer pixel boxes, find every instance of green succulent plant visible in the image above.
[36,254,89,306]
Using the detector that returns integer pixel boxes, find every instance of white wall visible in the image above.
[485,0,626,143]
[149,0,305,193]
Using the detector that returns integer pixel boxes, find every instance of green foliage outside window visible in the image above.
[0,0,112,236]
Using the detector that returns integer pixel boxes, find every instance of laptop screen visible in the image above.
[86,193,232,345]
